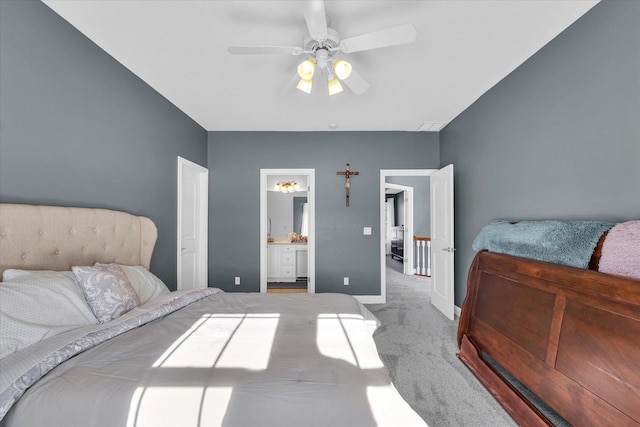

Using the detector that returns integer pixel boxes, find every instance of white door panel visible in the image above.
[178,157,208,291]
[182,251,197,286]
[430,164,454,320]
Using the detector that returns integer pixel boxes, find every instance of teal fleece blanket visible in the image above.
[472,220,614,269]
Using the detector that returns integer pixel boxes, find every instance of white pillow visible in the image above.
[2,269,73,282]
[0,272,99,359]
[96,264,170,305]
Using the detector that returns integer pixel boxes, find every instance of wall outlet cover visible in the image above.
[234,277,240,285]
[363,227,372,235]
[343,277,349,285]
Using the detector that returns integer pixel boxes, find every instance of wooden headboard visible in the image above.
[0,204,157,280]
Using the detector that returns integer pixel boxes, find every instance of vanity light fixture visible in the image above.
[274,181,300,193]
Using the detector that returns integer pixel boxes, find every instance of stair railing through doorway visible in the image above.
[413,236,431,277]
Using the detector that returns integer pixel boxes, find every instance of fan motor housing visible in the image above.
[304,28,340,55]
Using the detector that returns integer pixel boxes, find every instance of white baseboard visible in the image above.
[454,305,462,318]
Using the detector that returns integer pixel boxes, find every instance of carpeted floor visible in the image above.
[366,257,516,427]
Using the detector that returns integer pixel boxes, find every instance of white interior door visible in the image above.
[177,157,208,290]
[430,164,454,320]
[402,189,413,275]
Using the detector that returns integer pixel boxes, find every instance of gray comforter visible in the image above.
[1,290,426,426]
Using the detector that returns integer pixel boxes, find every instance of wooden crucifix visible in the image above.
[337,163,359,207]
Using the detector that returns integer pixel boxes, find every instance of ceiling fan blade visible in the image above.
[302,0,328,42]
[338,23,417,53]
[228,45,303,55]
[341,68,370,95]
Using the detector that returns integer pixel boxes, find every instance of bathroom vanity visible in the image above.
[267,242,308,282]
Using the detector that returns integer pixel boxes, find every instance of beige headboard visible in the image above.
[0,204,157,280]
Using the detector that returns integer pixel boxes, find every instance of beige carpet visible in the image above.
[366,257,516,426]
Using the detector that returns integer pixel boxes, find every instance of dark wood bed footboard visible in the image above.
[457,251,640,426]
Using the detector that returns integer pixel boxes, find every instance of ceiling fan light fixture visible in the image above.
[297,78,313,94]
[333,59,352,80]
[297,59,316,80]
[328,77,343,95]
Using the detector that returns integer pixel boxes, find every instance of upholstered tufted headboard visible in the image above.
[0,204,157,280]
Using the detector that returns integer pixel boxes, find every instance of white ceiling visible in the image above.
[42,0,598,132]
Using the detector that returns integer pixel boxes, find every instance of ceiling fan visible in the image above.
[227,0,417,96]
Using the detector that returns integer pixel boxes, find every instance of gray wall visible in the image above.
[0,0,208,289]
[208,132,440,294]
[440,0,640,306]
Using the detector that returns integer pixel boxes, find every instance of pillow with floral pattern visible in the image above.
[72,264,140,323]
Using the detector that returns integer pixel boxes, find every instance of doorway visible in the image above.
[384,183,413,275]
[177,157,208,291]
[380,166,455,320]
[260,169,315,294]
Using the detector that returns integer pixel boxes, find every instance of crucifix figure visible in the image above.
[337,163,359,207]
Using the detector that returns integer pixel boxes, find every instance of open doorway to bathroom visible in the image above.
[260,169,315,294]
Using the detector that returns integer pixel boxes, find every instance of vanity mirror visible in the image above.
[266,175,309,242]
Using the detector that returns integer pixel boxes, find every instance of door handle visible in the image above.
[441,247,457,252]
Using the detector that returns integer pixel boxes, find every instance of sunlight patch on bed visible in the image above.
[153,313,279,370]
[199,387,234,425]
[214,313,280,370]
[316,313,384,369]
[127,386,233,427]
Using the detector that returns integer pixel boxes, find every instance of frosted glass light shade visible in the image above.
[333,59,352,80]
[297,59,316,80]
[297,78,313,94]
[328,77,343,95]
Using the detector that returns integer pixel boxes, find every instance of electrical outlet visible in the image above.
[343,277,349,286]
[234,277,240,285]
[363,227,372,235]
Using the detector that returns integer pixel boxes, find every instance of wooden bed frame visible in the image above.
[457,251,640,427]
